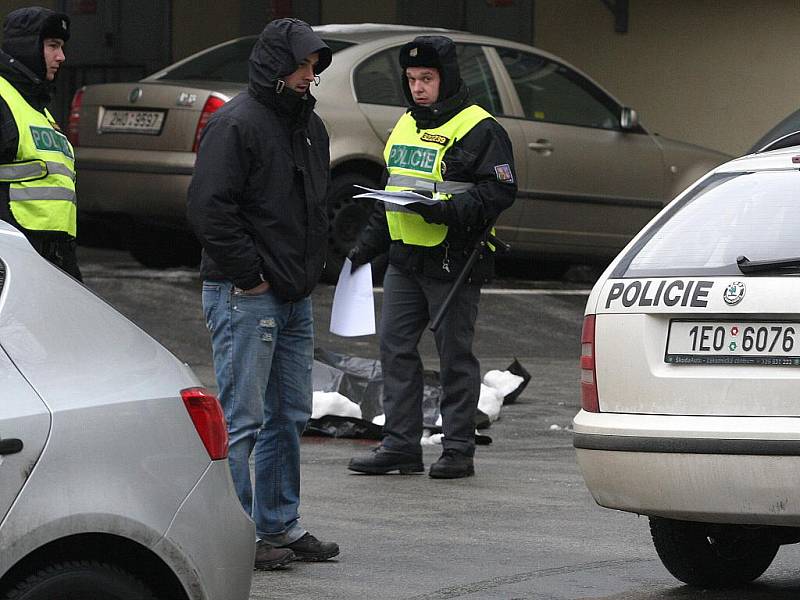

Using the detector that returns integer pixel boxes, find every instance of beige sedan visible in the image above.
[69,23,729,276]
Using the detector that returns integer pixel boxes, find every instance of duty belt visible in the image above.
[386,174,475,194]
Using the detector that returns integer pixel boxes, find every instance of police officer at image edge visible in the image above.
[0,7,81,280]
[347,35,517,478]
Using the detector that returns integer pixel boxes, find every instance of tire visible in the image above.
[322,173,386,284]
[2,560,157,600]
[649,517,779,588]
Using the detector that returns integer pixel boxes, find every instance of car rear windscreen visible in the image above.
[614,170,800,278]
[158,38,354,84]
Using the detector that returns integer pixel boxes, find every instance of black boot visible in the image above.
[429,449,474,479]
[348,446,424,474]
[279,532,340,562]
[254,541,295,570]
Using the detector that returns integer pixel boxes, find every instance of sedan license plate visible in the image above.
[666,320,800,366]
[99,108,165,134]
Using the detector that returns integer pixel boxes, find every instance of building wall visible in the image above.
[171,0,241,61]
[534,0,800,155]
[0,0,56,17]
[322,0,398,25]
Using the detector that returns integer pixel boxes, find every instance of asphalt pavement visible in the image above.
[79,247,800,599]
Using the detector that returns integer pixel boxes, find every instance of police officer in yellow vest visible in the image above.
[0,7,80,280]
[348,36,516,479]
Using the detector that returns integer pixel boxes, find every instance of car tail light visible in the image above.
[580,315,599,412]
[192,94,226,152]
[181,387,228,460]
[67,87,85,145]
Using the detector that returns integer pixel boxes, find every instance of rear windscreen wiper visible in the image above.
[737,254,800,274]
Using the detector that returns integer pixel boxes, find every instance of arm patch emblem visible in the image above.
[420,132,449,145]
[494,163,514,183]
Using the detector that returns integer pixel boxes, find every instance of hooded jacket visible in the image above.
[187,19,332,301]
[0,6,70,234]
[355,35,516,283]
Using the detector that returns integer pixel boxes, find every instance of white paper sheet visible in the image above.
[330,258,376,337]
[353,185,441,206]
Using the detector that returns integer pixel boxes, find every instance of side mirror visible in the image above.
[620,107,639,130]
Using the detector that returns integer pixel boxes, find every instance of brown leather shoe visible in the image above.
[254,540,295,570]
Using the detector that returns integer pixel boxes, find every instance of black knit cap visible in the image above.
[40,11,71,42]
[3,7,70,43]
[2,7,70,80]
[398,35,462,107]
[399,39,442,71]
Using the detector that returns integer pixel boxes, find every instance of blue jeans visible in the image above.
[202,280,313,545]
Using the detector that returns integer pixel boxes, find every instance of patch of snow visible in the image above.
[311,391,362,420]
[483,370,524,398]
[478,383,504,422]
[372,414,385,426]
[421,430,443,446]
[549,424,562,431]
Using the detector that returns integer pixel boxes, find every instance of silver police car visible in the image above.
[0,221,253,599]
[574,137,800,588]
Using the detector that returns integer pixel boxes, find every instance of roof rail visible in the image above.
[755,130,800,153]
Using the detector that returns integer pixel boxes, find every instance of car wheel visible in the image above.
[323,173,386,284]
[649,516,779,587]
[2,560,157,599]
[129,228,201,269]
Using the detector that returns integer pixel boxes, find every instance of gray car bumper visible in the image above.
[155,460,255,600]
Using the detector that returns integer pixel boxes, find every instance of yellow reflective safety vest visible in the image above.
[383,104,493,247]
[0,76,76,237]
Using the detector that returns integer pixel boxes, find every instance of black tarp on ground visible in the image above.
[305,348,531,440]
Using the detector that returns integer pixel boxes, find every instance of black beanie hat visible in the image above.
[2,7,70,80]
[398,36,462,107]
[399,40,442,71]
[40,12,71,42]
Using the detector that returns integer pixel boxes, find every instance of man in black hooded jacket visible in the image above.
[0,6,81,280]
[347,35,517,479]
[187,18,339,569]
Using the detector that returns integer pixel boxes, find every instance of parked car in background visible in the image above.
[69,23,729,277]
[0,221,253,599]
[749,108,800,153]
[574,143,800,587]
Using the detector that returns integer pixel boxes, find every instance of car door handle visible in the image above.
[0,438,23,455]
[528,139,554,153]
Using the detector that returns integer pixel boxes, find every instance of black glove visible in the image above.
[347,246,369,273]
[405,201,449,225]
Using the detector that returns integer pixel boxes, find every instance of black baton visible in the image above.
[429,227,510,332]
